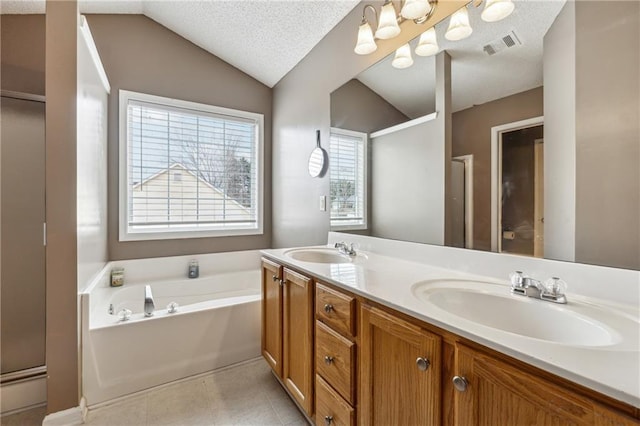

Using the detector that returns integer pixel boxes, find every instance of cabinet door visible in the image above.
[283,268,314,415]
[359,305,441,426]
[261,259,283,376]
[453,344,622,426]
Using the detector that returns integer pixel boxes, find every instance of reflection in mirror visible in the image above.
[330,0,639,270]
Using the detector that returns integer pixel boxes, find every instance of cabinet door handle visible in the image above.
[324,303,334,313]
[324,355,334,365]
[324,415,333,425]
[416,357,430,371]
[452,375,468,392]
[272,275,278,282]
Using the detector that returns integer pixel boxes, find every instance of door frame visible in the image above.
[490,116,544,252]
[452,155,474,249]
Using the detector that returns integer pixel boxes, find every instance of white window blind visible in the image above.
[330,129,367,229]
[119,91,263,240]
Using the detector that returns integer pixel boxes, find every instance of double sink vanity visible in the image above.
[260,234,640,425]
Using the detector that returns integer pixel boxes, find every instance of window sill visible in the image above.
[119,226,263,242]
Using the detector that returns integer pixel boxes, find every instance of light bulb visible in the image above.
[415,27,438,57]
[392,44,413,69]
[401,0,431,20]
[354,20,377,55]
[445,7,473,41]
[481,0,515,22]
[376,1,401,40]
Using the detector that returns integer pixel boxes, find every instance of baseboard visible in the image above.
[42,406,83,426]
[0,375,46,415]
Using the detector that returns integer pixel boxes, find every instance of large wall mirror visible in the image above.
[330,0,639,270]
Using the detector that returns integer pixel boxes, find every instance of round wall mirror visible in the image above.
[308,130,328,177]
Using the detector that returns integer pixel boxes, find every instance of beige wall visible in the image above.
[574,1,639,270]
[272,0,466,248]
[1,14,45,95]
[85,14,272,260]
[452,87,543,251]
[330,79,408,133]
[45,0,79,413]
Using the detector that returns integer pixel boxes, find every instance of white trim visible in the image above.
[329,127,368,231]
[79,15,110,94]
[369,111,438,139]
[0,375,46,415]
[118,90,264,242]
[42,406,83,426]
[453,154,474,249]
[490,116,544,252]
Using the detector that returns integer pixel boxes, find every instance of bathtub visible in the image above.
[81,250,262,406]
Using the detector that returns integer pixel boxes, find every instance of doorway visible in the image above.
[490,117,544,257]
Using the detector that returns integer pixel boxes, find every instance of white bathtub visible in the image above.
[81,250,262,406]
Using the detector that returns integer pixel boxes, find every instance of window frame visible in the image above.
[118,89,264,242]
[329,127,368,231]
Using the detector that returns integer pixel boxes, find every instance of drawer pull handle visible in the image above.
[324,303,334,313]
[324,415,333,425]
[416,357,430,371]
[452,375,469,392]
[324,355,334,365]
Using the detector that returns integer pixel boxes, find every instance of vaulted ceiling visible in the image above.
[1,0,360,87]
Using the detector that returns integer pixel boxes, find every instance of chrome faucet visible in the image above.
[144,285,155,317]
[334,241,356,256]
[509,271,567,304]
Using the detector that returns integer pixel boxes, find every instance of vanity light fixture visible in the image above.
[445,6,473,41]
[392,43,414,68]
[415,27,439,56]
[481,0,515,22]
[354,0,438,55]
[376,1,402,39]
[354,0,517,66]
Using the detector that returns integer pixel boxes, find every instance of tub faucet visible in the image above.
[144,285,155,317]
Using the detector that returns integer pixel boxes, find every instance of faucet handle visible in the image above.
[509,271,524,288]
[543,277,567,296]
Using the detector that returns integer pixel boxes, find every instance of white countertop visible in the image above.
[261,242,640,409]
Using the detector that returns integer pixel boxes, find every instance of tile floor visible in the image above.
[1,358,308,426]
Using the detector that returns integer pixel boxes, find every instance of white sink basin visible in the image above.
[284,248,367,264]
[411,279,638,349]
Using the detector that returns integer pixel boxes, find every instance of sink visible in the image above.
[411,279,638,348]
[284,248,367,264]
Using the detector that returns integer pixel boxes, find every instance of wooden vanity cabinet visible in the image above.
[359,304,442,426]
[261,258,283,375]
[315,282,357,426]
[261,259,314,416]
[262,259,639,425]
[451,344,639,426]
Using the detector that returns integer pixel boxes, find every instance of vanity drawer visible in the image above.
[316,374,355,426]
[316,282,356,337]
[315,320,356,404]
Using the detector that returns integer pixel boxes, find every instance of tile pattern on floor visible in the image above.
[85,358,308,426]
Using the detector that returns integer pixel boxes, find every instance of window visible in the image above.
[119,90,263,241]
[329,128,367,230]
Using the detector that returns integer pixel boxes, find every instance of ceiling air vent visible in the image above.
[483,30,522,56]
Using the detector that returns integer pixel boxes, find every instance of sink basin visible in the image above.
[411,279,638,348]
[284,248,366,264]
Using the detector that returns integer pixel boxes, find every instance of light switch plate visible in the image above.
[319,195,326,211]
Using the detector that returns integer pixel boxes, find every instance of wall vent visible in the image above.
[483,30,522,56]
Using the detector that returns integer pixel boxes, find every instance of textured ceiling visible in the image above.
[1,0,359,87]
[356,0,566,115]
